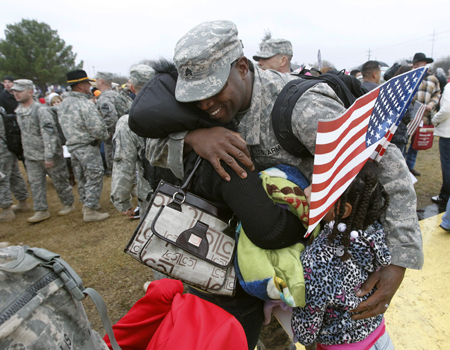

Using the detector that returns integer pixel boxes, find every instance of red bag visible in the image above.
[412,124,434,150]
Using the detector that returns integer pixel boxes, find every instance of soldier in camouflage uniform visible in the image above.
[111,65,155,218]
[58,70,110,222]
[11,80,74,223]
[95,72,133,174]
[146,20,424,335]
[0,108,30,222]
[253,38,293,73]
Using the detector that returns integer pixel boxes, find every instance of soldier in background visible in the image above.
[95,72,132,175]
[11,80,75,223]
[0,107,30,222]
[58,70,110,222]
[253,38,293,73]
[110,65,155,218]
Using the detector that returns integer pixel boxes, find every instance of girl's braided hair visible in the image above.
[328,160,390,261]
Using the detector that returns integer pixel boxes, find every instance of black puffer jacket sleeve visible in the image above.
[128,73,222,138]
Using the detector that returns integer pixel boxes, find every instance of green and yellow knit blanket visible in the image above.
[235,165,320,307]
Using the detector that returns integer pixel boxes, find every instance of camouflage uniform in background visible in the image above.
[15,102,73,211]
[58,91,109,209]
[147,20,423,271]
[96,89,132,172]
[0,115,29,209]
[111,115,151,214]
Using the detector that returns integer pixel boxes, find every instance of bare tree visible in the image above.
[259,29,272,50]
[432,56,450,76]
[314,60,335,70]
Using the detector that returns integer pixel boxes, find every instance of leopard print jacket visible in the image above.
[292,221,391,346]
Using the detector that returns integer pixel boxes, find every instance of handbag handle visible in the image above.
[181,155,203,192]
[169,156,203,209]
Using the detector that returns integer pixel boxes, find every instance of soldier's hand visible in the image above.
[45,160,54,169]
[185,127,254,181]
[122,208,135,219]
[350,265,405,320]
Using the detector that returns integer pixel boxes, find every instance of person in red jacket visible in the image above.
[104,279,248,350]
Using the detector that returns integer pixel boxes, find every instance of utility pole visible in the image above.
[367,49,371,60]
[92,66,96,77]
[431,29,436,58]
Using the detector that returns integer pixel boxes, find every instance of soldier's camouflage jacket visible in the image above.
[0,114,10,158]
[147,65,424,270]
[111,115,151,212]
[15,101,62,161]
[96,89,132,134]
[58,91,109,153]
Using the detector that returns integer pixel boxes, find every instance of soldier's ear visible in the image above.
[236,57,249,79]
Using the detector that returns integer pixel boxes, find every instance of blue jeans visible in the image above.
[369,331,395,350]
[188,286,264,350]
[405,142,418,169]
[441,199,450,229]
[439,137,450,202]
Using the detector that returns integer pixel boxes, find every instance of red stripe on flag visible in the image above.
[316,89,379,134]
[308,159,367,227]
[310,143,367,192]
[314,124,369,174]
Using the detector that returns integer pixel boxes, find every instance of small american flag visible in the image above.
[406,101,426,136]
[306,67,427,236]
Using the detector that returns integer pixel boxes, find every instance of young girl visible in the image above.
[292,160,394,350]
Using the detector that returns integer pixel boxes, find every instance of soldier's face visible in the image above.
[77,81,92,94]
[13,89,33,103]
[257,55,282,71]
[196,58,251,124]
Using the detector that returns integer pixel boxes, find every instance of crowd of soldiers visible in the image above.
[0,34,444,227]
[0,28,444,228]
[0,64,157,223]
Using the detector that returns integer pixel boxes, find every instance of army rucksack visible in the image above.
[271,71,368,159]
[0,245,121,350]
[47,106,67,145]
[0,108,24,161]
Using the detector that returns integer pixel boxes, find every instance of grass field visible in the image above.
[0,138,444,349]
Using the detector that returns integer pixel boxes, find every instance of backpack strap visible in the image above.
[271,78,320,158]
[24,247,122,350]
[271,73,365,158]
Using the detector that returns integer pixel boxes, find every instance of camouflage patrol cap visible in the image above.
[96,71,114,82]
[253,39,293,61]
[130,64,156,87]
[173,20,244,102]
[10,79,34,91]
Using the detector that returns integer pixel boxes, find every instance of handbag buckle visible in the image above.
[172,191,186,204]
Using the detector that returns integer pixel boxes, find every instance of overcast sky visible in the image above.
[2,0,449,78]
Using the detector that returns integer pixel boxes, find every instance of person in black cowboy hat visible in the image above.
[66,69,95,89]
[405,53,441,179]
[58,69,111,222]
[412,52,434,66]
